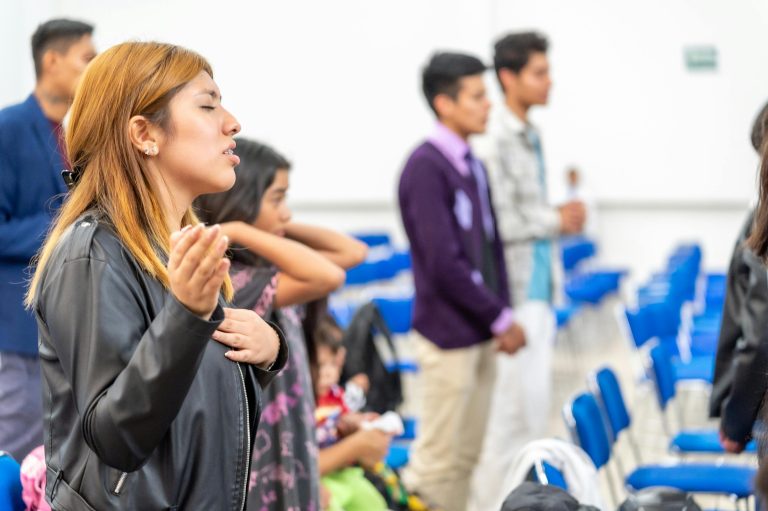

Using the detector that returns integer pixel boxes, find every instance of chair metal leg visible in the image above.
[627,429,643,465]
[674,387,688,430]
[603,463,620,509]
[731,494,750,511]
[612,450,627,481]
[660,409,673,438]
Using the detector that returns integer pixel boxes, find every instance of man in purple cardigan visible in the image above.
[398,52,526,511]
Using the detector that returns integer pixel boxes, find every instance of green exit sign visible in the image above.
[685,46,718,72]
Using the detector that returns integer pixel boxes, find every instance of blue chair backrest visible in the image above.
[591,367,631,441]
[565,393,612,470]
[372,297,413,334]
[666,246,701,301]
[345,261,379,286]
[391,249,412,274]
[649,344,677,410]
[625,307,652,348]
[329,301,355,329]
[643,301,680,339]
[373,257,399,281]
[705,274,726,300]
[561,236,596,272]
[354,233,391,247]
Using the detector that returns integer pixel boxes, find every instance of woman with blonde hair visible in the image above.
[25,41,286,510]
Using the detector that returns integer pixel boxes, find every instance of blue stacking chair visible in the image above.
[561,236,596,272]
[398,416,417,441]
[561,236,626,306]
[592,269,627,294]
[385,417,417,470]
[564,392,756,505]
[0,453,24,511]
[390,249,412,275]
[345,246,406,287]
[589,365,756,458]
[666,244,702,302]
[565,272,612,305]
[353,232,391,248]
[329,301,356,329]
[376,296,417,466]
[385,442,410,469]
[372,297,413,335]
[556,304,581,330]
[647,345,757,454]
[373,258,397,282]
[587,367,643,464]
[368,296,417,467]
[687,312,721,355]
[622,304,714,383]
[703,272,727,314]
[372,296,419,374]
[345,260,381,286]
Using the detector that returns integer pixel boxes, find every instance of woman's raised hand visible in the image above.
[168,224,230,320]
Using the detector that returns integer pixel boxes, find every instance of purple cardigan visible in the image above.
[398,141,511,350]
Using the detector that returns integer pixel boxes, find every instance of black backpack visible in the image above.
[341,302,403,414]
[618,489,702,511]
[500,482,599,511]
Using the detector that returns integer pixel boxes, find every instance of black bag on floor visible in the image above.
[618,488,702,511]
[341,302,403,414]
[501,482,599,511]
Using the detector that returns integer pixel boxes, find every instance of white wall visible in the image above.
[0,0,57,104]
[492,0,767,204]
[1,0,763,278]
[593,200,749,283]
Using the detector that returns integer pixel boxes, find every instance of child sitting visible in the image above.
[314,316,394,511]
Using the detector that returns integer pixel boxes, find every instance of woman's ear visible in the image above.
[128,115,161,155]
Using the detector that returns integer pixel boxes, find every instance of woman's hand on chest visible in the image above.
[212,307,280,369]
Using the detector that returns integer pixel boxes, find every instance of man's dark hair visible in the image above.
[422,52,487,116]
[493,31,549,87]
[31,18,94,79]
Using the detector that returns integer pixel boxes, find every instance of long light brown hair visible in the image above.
[26,41,233,306]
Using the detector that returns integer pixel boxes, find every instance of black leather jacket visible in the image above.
[709,209,768,446]
[32,213,287,510]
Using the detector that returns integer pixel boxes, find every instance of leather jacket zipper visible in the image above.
[236,363,250,511]
[113,472,128,495]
